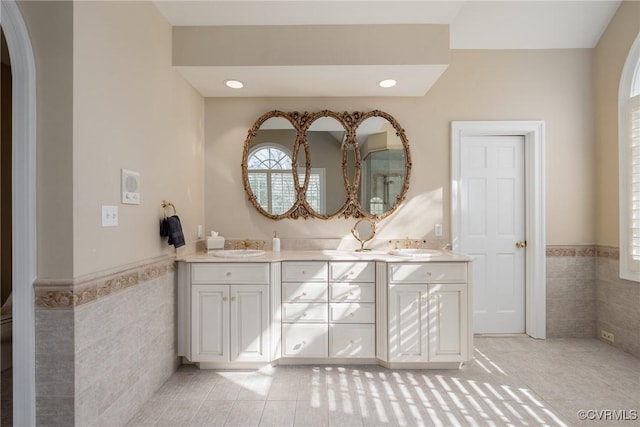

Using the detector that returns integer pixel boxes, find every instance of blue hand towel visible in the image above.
[166,215,185,248]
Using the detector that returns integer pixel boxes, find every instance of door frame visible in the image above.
[451,121,546,339]
[1,0,37,424]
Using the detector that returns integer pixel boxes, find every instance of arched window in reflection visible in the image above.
[247,144,325,214]
[247,144,295,215]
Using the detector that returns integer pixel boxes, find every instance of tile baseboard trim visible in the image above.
[546,245,619,259]
[34,254,176,309]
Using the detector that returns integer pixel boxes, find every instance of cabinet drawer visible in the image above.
[282,324,328,357]
[191,263,269,284]
[282,262,328,282]
[330,282,374,302]
[388,263,467,283]
[329,302,375,323]
[329,262,375,282]
[282,303,328,323]
[283,283,328,302]
[329,324,375,358]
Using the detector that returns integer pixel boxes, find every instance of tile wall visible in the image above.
[545,246,597,338]
[596,246,640,359]
[34,255,179,426]
[547,244,639,360]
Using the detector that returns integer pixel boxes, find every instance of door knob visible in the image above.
[516,241,527,249]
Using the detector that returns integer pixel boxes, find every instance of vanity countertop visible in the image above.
[178,249,473,263]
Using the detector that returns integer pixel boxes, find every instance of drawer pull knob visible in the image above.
[426,272,432,277]
[302,292,307,296]
[302,341,306,345]
[302,312,307,316]
[349,292,354,295]
[302,271,306,275]
[226,272,232,277]
[349,313,355,317]
[350,340,355,345]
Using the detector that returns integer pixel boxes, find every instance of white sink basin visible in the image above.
[211,249,266,258]
[389,248,443,258]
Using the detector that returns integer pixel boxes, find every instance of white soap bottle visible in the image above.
[272,232,281,252]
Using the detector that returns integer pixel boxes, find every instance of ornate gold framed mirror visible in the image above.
[241,109,411,220]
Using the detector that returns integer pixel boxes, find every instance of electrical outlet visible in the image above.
[434,224,443,237]
[198,225,203,239]
[601,330,615,342]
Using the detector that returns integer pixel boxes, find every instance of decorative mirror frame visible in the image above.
[241,109,412,220]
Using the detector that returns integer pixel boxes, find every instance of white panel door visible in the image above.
[459,135,525,333]
[192,284,229,362]
[230,285,269,362]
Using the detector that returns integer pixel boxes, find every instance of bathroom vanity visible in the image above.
[177,250,473,369]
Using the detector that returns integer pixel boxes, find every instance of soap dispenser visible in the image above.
[272,232,281,252]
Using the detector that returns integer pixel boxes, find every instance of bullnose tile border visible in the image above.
[34,255,176,309]
[546,245,619,259]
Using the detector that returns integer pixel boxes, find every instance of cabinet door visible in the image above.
[192,284,229,362]
[428,283,468,362]
[230,285,270,362]
[388,284,429,362]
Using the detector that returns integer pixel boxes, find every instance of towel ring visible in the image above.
[161,200,177,218]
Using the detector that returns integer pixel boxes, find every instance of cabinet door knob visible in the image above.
[230,296,236,302]
[222,296,228,302]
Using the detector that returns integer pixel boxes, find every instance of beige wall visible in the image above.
[594,1,640,246]
[18,1,75,279]
[73,1,204,277]
[205,49,595,245]
[173,24,449,67]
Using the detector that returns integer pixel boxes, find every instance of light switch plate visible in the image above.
[434,223,443,237]
[102,205,118,227]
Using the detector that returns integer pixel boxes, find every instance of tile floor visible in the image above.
[128,337,639,426]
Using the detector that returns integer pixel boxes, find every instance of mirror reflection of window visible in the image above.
[303,168,326,214]
[248,145,295,215]
[248,145,325,214]
[369,197,384,215]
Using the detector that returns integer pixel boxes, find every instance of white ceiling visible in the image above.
[153,0,622,97]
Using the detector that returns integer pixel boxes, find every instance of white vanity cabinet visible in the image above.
[281,261,329,357]
[328,261,376,358]
[281,261,376,359]
[187,263,270,364]
[387,262,470,365]
[178,253,472,369]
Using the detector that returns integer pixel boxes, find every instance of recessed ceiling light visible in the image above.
[379,79,397,88]
[225,79,244,89]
